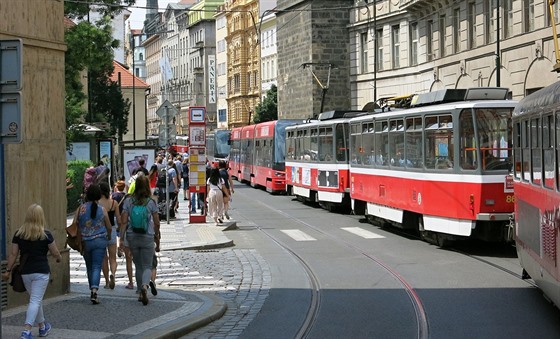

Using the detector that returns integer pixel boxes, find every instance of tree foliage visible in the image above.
[253,85,278,123]
[65,16,129,142]
[65,0,136,19]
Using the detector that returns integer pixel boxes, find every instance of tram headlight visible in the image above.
[274,171,283,177]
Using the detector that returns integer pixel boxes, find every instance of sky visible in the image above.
[126,0,175,30]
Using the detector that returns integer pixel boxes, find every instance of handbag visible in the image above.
[10,254,28,293]
[66,210,83,253]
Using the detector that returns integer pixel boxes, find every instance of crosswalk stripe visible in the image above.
[341,227,385,239]
[281,229,316,241]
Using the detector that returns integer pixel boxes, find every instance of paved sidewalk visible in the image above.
[1,199,236,339]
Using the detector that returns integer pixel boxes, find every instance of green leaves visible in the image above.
[253,85,278,123]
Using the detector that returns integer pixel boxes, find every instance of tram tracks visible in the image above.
[253,200,429,339]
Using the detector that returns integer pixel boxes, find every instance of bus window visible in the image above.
[363,122,375,165]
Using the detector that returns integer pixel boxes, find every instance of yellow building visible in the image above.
[225,0,261,128]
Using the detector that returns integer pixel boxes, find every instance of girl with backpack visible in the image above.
[120,176,160,305]
[99,182,121,290]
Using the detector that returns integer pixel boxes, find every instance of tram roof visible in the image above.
[513,80,560,117]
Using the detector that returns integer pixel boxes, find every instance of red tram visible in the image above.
[512,82,560,308]
[230,120,301,193]
[348,88,516,245]
[206,129,231,166]
[285,111,362,211]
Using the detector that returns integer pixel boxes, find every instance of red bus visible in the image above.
[512,81,560,308]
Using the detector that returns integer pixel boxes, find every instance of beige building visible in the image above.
[225,0,261,128]
[1,1,68,308]
[144,32,164,136]
[349,0,560,108]
[215,5,229,130]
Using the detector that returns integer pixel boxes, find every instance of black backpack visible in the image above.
[156,167,168,188]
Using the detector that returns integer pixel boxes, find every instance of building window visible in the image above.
[468,2,476,49]
[427,20,433,61]
[361,32,369,73]
[409,22,418,66]
[485,0,496,44]
[453,8,460,53]
[504,0,513,38]
[524,0,534,32]
[376,29,383,71]
[392,25,400,69]
[218,109,227,122]
[439,14,446,57]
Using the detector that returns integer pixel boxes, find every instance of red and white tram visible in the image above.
[512,82,560,308]
[230,120,301,193]
[348,88,516,244]
[285,111,362,211]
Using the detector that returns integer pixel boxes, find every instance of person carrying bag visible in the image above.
[1,204,62,339]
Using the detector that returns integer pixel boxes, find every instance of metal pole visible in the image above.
[496,0,501,87]
[165,104,170,224]
[373,1,377,103]
[132,36,136,143]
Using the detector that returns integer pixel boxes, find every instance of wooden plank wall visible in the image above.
[0,0,69,308]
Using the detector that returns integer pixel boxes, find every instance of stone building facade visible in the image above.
[277,0,354,119]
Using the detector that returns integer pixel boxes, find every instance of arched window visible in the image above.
[139,53,143,61]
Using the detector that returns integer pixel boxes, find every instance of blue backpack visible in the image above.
[129,199,150,234]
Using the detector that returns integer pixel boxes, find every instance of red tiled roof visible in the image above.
[131,29,142,35]
[64,17,76,28]
[110,61,149,88]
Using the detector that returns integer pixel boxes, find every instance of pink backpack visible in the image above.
[83,167,97,192]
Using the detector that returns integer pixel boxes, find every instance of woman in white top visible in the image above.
[206,168,228,225]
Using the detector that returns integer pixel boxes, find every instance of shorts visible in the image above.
[108,226,117,245]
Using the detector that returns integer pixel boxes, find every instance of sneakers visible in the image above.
[125,282,134,289]
[21,330,33,339]
[149,281,158,296]
[39,322,51,337]
[140,287,149,305]
[90,291,99,304]
[225,212,230,220]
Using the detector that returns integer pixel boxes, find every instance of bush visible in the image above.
[66,160,93,213]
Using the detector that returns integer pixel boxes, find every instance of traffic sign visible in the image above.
[156,99,178,120]
[158,123,177,146]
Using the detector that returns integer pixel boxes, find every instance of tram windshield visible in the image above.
[214,130,231,159]
[460,107,512,171]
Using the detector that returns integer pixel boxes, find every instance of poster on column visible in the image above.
[98,140,112,175]
[67,142,90,161]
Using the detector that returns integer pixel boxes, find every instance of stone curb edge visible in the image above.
[132,293,227,339]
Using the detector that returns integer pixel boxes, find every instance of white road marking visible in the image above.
[281,229,317,241]
[341,227,386,239]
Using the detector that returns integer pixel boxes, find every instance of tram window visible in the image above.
[363,123,374,165]
[543,114,554,189]
[350,124,362,164]
[310,128,318,161]
[319,127,334,162]
[475,108,512,171]
[522,120,530,181]
[336,123,348,162]
[424,114,454,169]
[405,117,422,168]
[286,131,295,161]
[531,117,542,185]
[389,119,405,167]
[296,130,303,160]
[374,121,388,166]
[459,109,477,170]
[513,122,521,179]
[303,129,312,161]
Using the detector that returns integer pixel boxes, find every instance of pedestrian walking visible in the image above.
[1,204,62,339]
[218,160,234,220]
[99,182,121,289]
[77,184,112,304]
[120,176,160,305]
[206,168,227,226]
